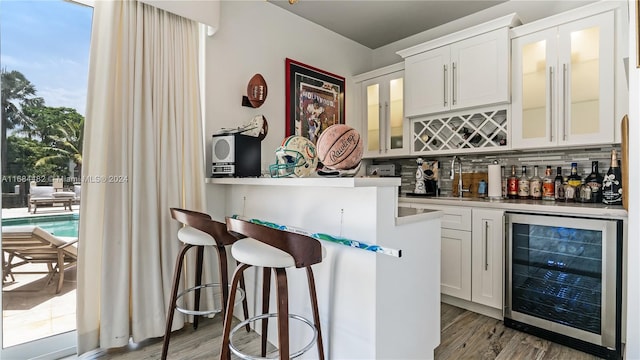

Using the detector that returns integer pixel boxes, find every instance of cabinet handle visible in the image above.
[452,62,457,106]
[548,66,554,142]
[443,64,448,107]
[563,63,568,141]
[378,104,383,154]
[385,101,389,151]
[484,220,489,271]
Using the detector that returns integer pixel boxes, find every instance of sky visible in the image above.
[0,0,93,116]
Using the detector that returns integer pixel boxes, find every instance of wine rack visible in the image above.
[411,106,508,154]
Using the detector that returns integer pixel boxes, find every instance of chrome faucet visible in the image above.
[450,156,470,198]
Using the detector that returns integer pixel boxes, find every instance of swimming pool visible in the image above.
[2,214,80,237]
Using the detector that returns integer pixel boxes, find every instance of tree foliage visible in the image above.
[1,69,84,192]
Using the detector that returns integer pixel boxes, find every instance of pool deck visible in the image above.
[2,206,79,220]
[2,206,79,347]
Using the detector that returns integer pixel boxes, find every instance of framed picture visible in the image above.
[285,58,345,144]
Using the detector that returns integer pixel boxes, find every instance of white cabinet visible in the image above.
[355,63,409,158]
[399,14,518,118]
[404,29,510,117]
[471,209,504,309]
[409,203,472,299]
[442,228,472,300]
[511,11,615,149]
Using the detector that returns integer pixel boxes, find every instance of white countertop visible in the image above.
[206,176,401,187]
[396,206,443,226]
[399,195,628,219]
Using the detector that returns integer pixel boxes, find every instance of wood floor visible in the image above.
[75,303,601,359]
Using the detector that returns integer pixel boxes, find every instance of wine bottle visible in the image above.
[529,165,542,200]
[518,166,530,199]
[507,165,518,199]
[585,161,603,203]
[554,167,565,201]
[542,166,555,201]
[602,150,622,205]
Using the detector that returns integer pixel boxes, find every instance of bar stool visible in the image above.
[161,208,250,360]
[220,217,325,360]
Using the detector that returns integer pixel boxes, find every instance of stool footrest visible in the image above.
[229,313,318,360]
[175,283,245,316]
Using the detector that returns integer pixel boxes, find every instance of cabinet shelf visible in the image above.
[412,107,508,154]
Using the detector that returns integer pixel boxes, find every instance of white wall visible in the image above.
[625,0,639,357]
[204,1,372,174]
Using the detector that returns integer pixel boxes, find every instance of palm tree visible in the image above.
[35,115,84,177]
[1,69,45,174]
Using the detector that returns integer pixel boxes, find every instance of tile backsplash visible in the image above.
[368,146,621,196]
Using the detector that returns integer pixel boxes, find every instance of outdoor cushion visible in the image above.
[52,192,75,199]
[30,186,54,199]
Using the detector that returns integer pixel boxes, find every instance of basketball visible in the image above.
[316,124,363,170]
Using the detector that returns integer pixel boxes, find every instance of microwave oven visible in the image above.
[211,133,261,177]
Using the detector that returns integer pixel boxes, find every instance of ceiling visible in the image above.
[268,0,508,49]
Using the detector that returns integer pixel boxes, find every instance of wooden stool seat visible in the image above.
[220,217,325,360]
[161,208,250,360]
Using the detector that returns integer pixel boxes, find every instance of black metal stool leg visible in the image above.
[162,243,193,360]
[192,245,204,330]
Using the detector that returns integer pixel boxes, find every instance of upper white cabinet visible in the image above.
[355,63,409,158]
[511,9,615,149]
[398,14,519,118]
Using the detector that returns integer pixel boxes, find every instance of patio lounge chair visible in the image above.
[2,226,78,293]
[28,185,75,214]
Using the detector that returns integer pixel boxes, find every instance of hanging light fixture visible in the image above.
[289,0,298,4]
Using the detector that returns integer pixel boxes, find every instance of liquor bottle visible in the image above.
[564,176,576,202]
[578,179,593,202]
[518,166,530,199]
[500,165,506,198]
[567,163,582,189]
[542,166,555,201]
[507,165,518,199]
[554,167,565,201]
[602,149,623,205]
[585,161,603,203]
[529,165,542,200]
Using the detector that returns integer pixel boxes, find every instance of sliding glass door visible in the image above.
[1,0,92,358]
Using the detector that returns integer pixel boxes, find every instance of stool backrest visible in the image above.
[226,217,323,268]
[170,208,242,246]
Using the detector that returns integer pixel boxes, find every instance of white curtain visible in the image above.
[77,0,206,354]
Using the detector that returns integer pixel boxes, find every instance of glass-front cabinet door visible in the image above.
[511,11,614,149]
[362,70,408,158]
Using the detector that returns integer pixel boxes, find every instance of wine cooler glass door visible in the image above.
[505,213,619,349]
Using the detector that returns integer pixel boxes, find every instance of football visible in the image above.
[316,124,363,170]
[247,73,267,108]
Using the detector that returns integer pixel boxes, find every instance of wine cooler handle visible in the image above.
[443,64,448,107]
[484,220,489,271]
[549,66,554,142]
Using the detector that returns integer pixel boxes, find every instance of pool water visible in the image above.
[2,214,80,237]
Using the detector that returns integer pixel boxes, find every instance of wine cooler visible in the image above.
[505,213,622,359]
